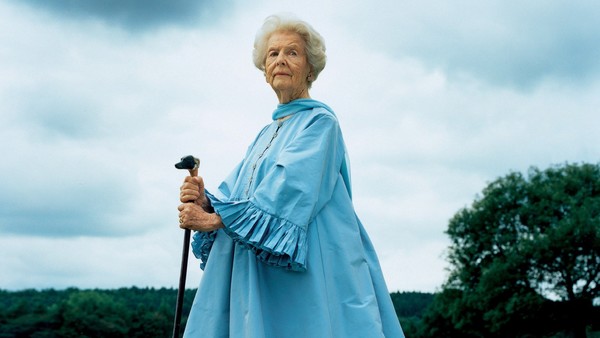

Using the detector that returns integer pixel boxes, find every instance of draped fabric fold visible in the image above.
[209,195,308,271]
[191,230,216,270]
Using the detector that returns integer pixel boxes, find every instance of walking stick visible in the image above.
[172,155,200,338]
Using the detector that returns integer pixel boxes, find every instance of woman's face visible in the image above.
[264,31,311,103]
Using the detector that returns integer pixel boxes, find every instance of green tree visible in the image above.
[422,163,600,338]
[58,290,130,337]
[389,291,435,338]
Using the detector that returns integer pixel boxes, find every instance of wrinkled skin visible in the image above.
[178,176,223,232]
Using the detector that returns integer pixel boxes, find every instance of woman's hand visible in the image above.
[179,176,213,212]
[178,203,224,232]
[178,175,222,232]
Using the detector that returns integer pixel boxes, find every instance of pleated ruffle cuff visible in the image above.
[191,230,217,270]
[213,198,308,272]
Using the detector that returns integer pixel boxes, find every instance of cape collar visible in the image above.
[272,98,334,120]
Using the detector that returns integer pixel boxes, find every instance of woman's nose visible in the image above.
[276,54,286,66]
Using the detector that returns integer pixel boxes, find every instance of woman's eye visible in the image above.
[289,50,298,56]
[268,51,278,57]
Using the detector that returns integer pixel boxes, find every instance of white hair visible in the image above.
[253,14,327,87]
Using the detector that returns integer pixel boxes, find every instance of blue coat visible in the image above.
[185,99,405,338]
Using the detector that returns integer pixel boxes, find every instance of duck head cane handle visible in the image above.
[172,155,200,338]
[175,155,200,176]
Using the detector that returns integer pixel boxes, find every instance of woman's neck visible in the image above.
[276,88,310,104]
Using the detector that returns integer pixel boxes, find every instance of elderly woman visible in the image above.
[178,14,405,338]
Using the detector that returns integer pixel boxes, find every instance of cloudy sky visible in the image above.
[1,0,599,293]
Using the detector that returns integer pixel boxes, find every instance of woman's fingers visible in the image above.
[180,188,200,202]
[180,176,203,202]
[180,190,199,203]
[194,176,205,192]
[177,203,223,231]
[180,176,208,205]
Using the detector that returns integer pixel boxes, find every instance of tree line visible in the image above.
[0,287,192,337]
[0,288,428,337]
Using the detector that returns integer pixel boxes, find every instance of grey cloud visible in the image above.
[13,0,234,32]
[0,184,136,237]
[347,1,600,89]
[8,81,165,142]
[17,88,104,140]
[0,131,148,238]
